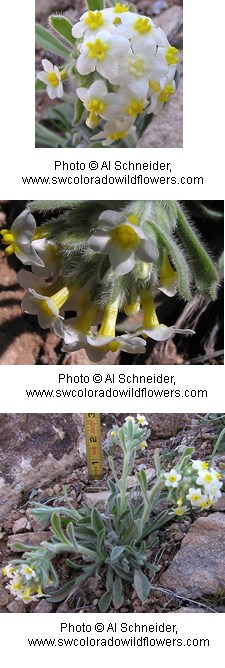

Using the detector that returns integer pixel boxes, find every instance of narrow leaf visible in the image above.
[134,569,150,602]
[73,98,85,125]
[91,507,105,534]
[98,588,113,613]
[110,546,125,562]
[113,575,124,609]
[35,24,71,58]
[49,15,76,46]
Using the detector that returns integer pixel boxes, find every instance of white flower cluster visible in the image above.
[2,563,45,603]
[0,207,194,361]
[37,5,179,145]
[164,460,223,515]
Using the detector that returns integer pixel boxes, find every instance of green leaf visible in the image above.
[49,15,76,46]
[47,578,77,603]
[99,588,113,613]
[133,569,150,602]
[35,122,67,148]
[73,98,85,125]
[35,79,46,91]
[91,508,105,534]
[137,469,147,495]
[35,24,71,58]
[87,0,104,9]
[176,203,219,299]
[110,546,125,562]
[113,575,124,609]
[51,513,68,543]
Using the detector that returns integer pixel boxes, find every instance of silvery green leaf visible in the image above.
[133,570,150,602]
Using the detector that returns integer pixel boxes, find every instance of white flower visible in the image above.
[77,30,132,84]
[148,76,176,115]
[2,563,15,578]
[116,12,157,47]
[88,210,158,276]
[21,287,70,336]
[20,565,36,581]
[37,59,63,99]
[91,118,136,145]
[196,469,221,488]
[125,416,135,423]
[186,487,206,507]
[192,460,209,472]
[137,414,148,426]
[76,80,124,127]
[0,210,44,267]
[88,332,146,354]
[72,9,116,39]
[139,440,148,449]
[164,468,182,488]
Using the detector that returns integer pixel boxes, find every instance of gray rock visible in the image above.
[153,6,183,43]
[12,517,30,534]
[6,600,26,613]
[160,513,225,597]
[8,531,52,550]
[0,414,84,522]
[34,599,53,613]
[176,607,211,613]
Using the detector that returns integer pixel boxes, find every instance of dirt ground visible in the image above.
[0,412,225,613]
[35,0,183,148]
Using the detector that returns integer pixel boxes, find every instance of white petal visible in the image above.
[12,210,36,240]
[76,52,95,75]
[99,210,125,227]
[138,238,159,263]
[88,232,111,252]
[109,246,136,275]
[42,59,53,72]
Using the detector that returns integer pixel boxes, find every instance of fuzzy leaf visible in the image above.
[98,588,113,613]
[91,507,105,534]
[133,569,150,602]
[47,578,77,603]
[176,204,219,299]
[51,513,68,543]
[113,575,124,609]
[35,122,67,148]
[87,0,104,9]
[73,99,85,125]
[35,79,46,91]
[35,24,71,58]
[110,546,125,562]
[49,15,76,46]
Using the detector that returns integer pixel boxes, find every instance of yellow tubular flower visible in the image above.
[141,291,159,329]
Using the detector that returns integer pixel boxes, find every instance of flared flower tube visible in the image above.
[21,286,71,337]
[0,210,45,267]
[135,291,195,341]
[37,59,64,99]
[88,210,158,275]
[91,117,136,144]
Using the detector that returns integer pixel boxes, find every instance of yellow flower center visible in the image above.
[149,80,161,93]
[109,130,127,141]
[86,38,109,60]
[46,72,59,87]
[201,462,209,470]
[158,85,175,103]
[204,473,214,483]
[114,3,129,12]
[87,98,106,115]
[84,11,104,30]
[130,57,145,76]
[112,224,139,248]
[166,46,179,66]
[134,17,152,35]
[201,500,211,508]
[191,493,201,502]
[169,474,177,483]
[1,230,18,255]
[175,507,185,516]
[126,99,145,117]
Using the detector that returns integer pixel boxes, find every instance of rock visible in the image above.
[8,531,51,550]
[6,600,26,613]
[153,6,183,43]
[148,413,191,439]
[127,468,155,488]
[0,590,10,606]
[34,599,53,613]
[12,517,30,534]
[160,513,225,597]
[0,413,84,522]
[176,607,211,613]
[83,491,110,510]
[212,494,225,511]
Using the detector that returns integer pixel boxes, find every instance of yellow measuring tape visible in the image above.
[83,413,103,480]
